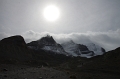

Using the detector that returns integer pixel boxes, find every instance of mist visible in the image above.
[19,29,120,51]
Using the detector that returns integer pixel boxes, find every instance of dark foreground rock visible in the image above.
[0,64,70,79]
[0,35,33,61]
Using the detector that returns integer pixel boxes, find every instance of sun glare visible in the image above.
[43,5,60,21]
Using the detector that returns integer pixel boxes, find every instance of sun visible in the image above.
[43,5,60,21]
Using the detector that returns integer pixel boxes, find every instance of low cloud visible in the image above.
[0,30,119,51]
[22,29,120,51]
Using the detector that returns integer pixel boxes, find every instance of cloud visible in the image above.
[22,29,120,51]
[22,30,51,43]
[0,29,120,51]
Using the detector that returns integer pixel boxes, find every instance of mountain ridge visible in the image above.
[0,35,120,79]
[27,35,106,58]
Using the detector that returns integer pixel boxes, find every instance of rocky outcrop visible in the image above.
[27,35,68,55]
[0,35,33,61]
[103,47,120,61]
[0,35,26,48]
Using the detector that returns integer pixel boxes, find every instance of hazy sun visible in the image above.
[43,5,60,21]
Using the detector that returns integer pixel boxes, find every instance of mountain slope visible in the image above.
[61,40,94,58]
[61,40,105,58]
[61,40,80,56]
[103,47,120,62]
[27,35,68,55]
[86,43,106,55]
[27,35,105,58]
[58,47,120,79]
[80,47,120,74]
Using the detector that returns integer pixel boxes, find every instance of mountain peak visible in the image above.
[69,40,75,44]
[38,35,56,45]
[62,40,75,45]
[27,35,68,55]
[46,34,52,38]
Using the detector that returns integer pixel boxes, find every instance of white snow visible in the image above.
[61,40,104,58]
[61,40,80,56]
[86,43,104,55]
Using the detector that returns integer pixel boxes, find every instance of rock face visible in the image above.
[79,44,94,55]
[0,35,33,61]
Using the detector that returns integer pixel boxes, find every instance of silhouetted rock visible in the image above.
[103,47,120,61]
[0,35,33,62]
[0,35,27,48]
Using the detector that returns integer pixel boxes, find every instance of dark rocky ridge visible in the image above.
[0,35,27,48]
[27,35,56,48]
[103,47,120,61]
[0,35,33,61]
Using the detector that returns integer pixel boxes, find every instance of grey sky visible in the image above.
[0,0,120,51]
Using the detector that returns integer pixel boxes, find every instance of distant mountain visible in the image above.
[28,35,106,58]
[27,35,69,55]
[61,40,94,58]
[86,43,106,55]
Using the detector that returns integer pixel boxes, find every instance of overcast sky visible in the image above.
[0,0,120,51]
